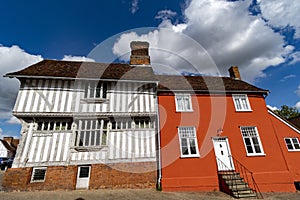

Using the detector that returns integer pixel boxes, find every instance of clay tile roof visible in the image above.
[5,60,157,82]
[156,75,268,94]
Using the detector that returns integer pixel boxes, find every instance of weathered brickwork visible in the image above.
[89,162,157,189]
[3,166,77,191]
[2,162,157,191]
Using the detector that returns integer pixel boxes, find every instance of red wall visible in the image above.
[269,113,300,182]
[158,93,296,192]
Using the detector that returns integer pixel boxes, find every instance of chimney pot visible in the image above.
[130,41,150,65]
[228,66,241,80]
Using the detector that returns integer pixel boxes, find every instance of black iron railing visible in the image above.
[216,156,263,199]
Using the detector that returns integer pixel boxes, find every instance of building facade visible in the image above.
[3,42,158,191]
[3,41,300,195]
[157,69,300,196]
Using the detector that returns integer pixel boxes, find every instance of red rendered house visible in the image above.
[157,67,300,197]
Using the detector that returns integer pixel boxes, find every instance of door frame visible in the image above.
[212,137,235,171]
[76,165,91,189]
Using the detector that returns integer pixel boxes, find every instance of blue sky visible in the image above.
[0,0,300,138]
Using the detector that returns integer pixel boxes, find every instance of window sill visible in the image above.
[287,149,300,152]
[74,146,107,152]
[246,153,266,157]
[180,154,200,158]
[175,110,194,113]
[80,98,108,104]
[235,110,253,112]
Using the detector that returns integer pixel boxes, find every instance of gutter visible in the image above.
[155,82,162,190]
[158,89,269,95]
[4,74,159,84]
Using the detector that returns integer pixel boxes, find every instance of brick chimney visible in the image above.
[130,41,150,65]
[228,66,241,80]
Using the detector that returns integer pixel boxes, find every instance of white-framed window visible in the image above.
[75,119,108,147]
[110,117,155,130]
[84,81,107,99]
[284,138,300,151]
[36,119,73,131]
[175,94,193,112]
[178,126,200,158]
[31,167,47,182]
[232,94,251,111]
[240,126,265,156]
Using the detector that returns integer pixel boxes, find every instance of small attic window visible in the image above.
[232,94,252,112]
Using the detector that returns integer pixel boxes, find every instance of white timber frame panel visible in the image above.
[12,78,158,167]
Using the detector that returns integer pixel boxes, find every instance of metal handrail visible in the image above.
[216,156,263,199]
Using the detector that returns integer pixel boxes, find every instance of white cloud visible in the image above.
[280,74,296,82]
[155,10,177,21]
[258,0,300,38]
[0,128,2,137]
[6,116,21,125]
[289,52,300,65]
[62,55,95,62]
[130,0,139,14]
[0,45,43,119]
[113,0,295,82]
[267,105,278,111]
[295,102,300,110]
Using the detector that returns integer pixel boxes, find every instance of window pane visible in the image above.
[101,132,107,145]
[49,122,54,130]
[37,122,43,130]
[102,82,107,98]
[287,144,294,150]
[181,138,187,147]
[294,143,300,149]
[79,167,89,178]
[235,99,242,110]
[43,122,48,131]
[253,144,262,153]
[85,131,90,146]
[182,147,189,155]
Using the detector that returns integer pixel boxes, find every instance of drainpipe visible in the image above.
[155,81,162,190]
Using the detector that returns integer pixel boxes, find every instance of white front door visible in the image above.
[212,137,235,171]
[76,166,91,189]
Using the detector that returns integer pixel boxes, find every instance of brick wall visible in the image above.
[3,166,77,191]
[89,162,157,189]
[2,162,157,191]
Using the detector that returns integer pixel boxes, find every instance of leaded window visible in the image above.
[36,119,72,131]
[84,81,107,99]
[75,119,108,147]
